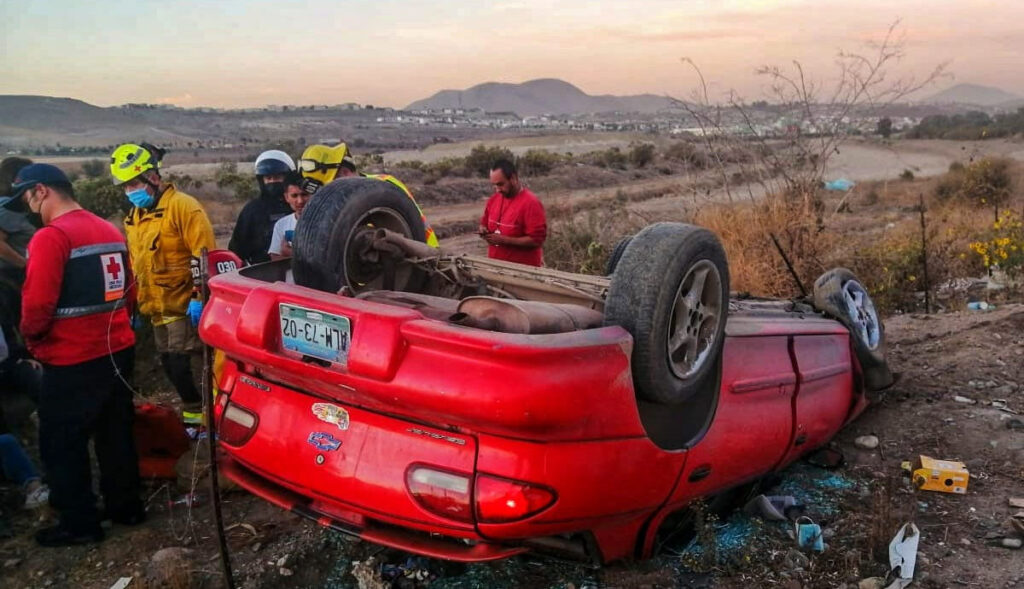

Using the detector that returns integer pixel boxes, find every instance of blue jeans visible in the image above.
[0,433,39,487]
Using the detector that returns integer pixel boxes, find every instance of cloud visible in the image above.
[598,27,755,43]
[154,93,195,105]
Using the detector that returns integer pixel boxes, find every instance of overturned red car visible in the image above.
[200,178,892,564]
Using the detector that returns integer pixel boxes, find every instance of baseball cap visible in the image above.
[4,164,70,209]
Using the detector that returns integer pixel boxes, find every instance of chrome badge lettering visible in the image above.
[239,376,270,392]
[307,432,342,451]
[407,427,467,446]
[312,402,350,431]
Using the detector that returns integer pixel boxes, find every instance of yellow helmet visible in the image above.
[110,143,164,185]
[298,143,354,194]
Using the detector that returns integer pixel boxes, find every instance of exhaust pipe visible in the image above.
[372,228,441,260]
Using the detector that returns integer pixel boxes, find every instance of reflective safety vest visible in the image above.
[54,241,129,319]
[21,209,136,366]
[364,174,440,248]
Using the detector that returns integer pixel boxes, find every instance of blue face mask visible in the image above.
[126,187,154,208]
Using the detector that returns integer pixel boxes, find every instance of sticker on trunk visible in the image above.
[312,403,350,430]
[307,432,342,451]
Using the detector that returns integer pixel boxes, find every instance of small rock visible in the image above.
[151,547,194,564]
[1006,418,1024,431]
[3,559,21,568]
[858,577,886,589]
[279,567,294,576]
[999,538,1022,549]
[251,542,262,553]
[784,548,810,570]
[854,435,879,450]
[954,395,976,404]
[960,538,972,546]
[276,556,288,567]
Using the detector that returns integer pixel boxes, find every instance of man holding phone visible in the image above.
[478,159,546,267]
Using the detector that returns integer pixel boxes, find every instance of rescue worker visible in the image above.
[298,143,439,247]
[0,156,37,329]
[110,143,216,426]
[12,164,142,546]
[228,150,296,265]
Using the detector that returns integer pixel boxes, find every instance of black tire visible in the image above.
[605,235,633,276]
[293,177,427,293]
[812,268,894,391]
[604,223,729,404]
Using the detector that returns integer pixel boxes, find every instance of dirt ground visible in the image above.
[2,138,1023,588]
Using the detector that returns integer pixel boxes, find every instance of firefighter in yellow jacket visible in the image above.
[110,143,216,425]
[298,143,439,248]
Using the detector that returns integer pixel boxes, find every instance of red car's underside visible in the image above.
[202,269,867,564]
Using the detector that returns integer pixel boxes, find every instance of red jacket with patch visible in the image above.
[21,209,135,366]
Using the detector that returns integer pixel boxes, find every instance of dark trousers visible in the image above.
[39,347,141,532]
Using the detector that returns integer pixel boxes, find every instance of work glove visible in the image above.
[187,299,203,328]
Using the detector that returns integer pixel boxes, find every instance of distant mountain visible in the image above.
[405,78,677,116]
[0,95,133,131]
[922,84,1021,107]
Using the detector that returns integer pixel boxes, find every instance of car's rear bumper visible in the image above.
[221,453,529,562]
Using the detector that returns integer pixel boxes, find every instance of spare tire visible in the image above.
[293,177,427,293]
[604,223,729,404]
[812,268,894,391]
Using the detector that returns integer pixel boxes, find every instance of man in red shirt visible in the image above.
[478,159,546,266]
[12,164,142,546]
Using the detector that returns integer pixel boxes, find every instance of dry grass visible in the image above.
[695,190,832,298]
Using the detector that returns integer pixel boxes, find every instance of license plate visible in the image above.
[279,304,351,365]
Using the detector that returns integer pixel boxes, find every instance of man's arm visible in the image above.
[0,230,26,268]
[179,198,218,258]
[20,228,67,346]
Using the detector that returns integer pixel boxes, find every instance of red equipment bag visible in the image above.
[133,403,190,479]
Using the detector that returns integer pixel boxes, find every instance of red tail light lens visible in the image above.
[406,465,473,523]
[219,402,259,447]
[475,474,556,523]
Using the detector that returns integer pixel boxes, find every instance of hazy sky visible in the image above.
[2,0,1021,108]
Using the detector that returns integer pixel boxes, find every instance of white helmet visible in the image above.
[254,150,296,176]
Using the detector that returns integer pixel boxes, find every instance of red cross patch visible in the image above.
[103,253,125,302]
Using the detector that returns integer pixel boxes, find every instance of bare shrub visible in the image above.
[544,194,646,275]
[663,141,709,169]
[628,142,656,168]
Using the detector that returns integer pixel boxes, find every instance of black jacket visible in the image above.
[228,196,293,265]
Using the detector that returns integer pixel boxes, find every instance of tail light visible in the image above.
[406,465,473,523]
[219,402,259,447]
[213,388,230,424]
[475,474,556,523]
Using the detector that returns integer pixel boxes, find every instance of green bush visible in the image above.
[80,159,106,179]
[628,142,656,168]
[517,149,561,176]
[934,157,1013,206]
[214,162,258,201]
[899,169,915,181]
[465,145,514,177]
[74,177,125,219]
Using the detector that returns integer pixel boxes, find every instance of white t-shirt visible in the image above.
[268,213,298,256]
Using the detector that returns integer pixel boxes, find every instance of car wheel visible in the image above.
[604,223,729,404]
[293,177,427,293]
[604,235,633,276]
[812,268,894,391]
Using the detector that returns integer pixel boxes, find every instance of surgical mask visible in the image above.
[126,187,155,209]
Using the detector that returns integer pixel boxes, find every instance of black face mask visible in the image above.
[260,182,286,201]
